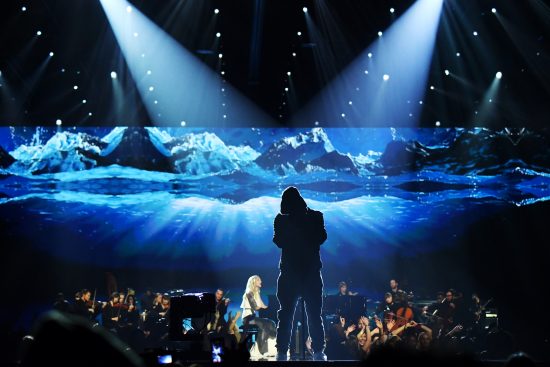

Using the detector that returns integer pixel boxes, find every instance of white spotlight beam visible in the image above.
[99,0,272,126]
[294,0,444,126]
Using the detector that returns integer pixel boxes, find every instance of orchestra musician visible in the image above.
[73,289,101,321]
[102,292,121,331]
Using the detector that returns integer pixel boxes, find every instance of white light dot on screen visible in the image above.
[88,112,93,116]
[292,52,296,57]
[36,30,42,36]
[55,119,62,126]
[180,121,186,127]
[297,31,302,36]
[287,71,291,76]
[216,32,221,38]
[110,71,117,79]
[390,8,395,13]
[223,114,227,119]
[22,6,27,12]
[221,71,225,75]
[73,85,78,90]
[409,113,413,117]
[315,121,319,126]
[154,100,158,104]
[430,85,435,90]
[141,53,146,58]
[473,31,478,36]
[364,70,369,75]
[222,103,226,107]
[126,6,132,13]
[456,52,461,57]
[378,31,383,37]
[303,7,308,13]
[492,8,497,14]
[61,68,65,73]
[435,121,441,127]
[341,113,346,118]
[149,86,154,91]
[82,99,87,104]
[214,9,219,14]
[147,70,152,75]
[221,88,225,92]
[348,101,353,105]
[496,71,502,79]
[218,53,223,59]
[133,32,139,38]
[284,87,289,92]
[368,52,373,58]
[419,100,423,105]
[444,69,450,76]
[49,52,54,57]
[383,74,390,81]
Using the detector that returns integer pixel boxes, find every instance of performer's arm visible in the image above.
[246,292,259,311]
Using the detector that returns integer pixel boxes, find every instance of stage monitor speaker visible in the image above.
[169,292,216,340]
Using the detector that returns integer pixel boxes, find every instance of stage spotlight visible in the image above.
[221,71,225,75]
[390,8,395,13]
[73,85,79,90]
[88,112,93,116]
[133,32,139,37]
[383,74,390,81]
[492,8,497,14]
[214,9,219,14]
[378,31,383,37]
[110,71,117,79]
[82,99,87,104]
[444,69,450,76]
[287,71,291,76]
[216,32,221,38]
[22,6,27,12]
[456,52,460,57]
[341,113,346,118]
[496,71,502,79]
[126,5,132,13]
[435,121,441,127]
[473,31,478,36]
[284,87,289,92]
[218,53,223,58]
[223,114,227,119]
[348,101,353,105]
[55,119,62,126]
[297,31,302,36]
[430,85,435,90]
[368,52,373,58]
[303,7,308,13]
[364,70,369,74]
[154,100,158,104]
[149,86,154,91]
[180,121,186,126]
[36,30,42,36]
[49,52,54,57]
[146,70,152,75]
[292,52,297,57]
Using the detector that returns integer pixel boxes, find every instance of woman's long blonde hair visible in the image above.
[244,275,261,296]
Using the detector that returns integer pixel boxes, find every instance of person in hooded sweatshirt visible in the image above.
[273,186,328,361]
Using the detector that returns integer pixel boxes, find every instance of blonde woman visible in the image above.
[241,275,276,355]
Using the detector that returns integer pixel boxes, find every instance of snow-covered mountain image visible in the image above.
[0,126,549,271]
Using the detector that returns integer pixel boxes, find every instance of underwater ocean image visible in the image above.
[1,126,549,330]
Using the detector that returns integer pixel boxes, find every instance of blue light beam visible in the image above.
[294,0,444,127]
[99,0,272,127]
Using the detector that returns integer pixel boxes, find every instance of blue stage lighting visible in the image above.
[303,7,308,13]
[214,9,219,14]
[126,6,132,13]
[216,32,221,38]
[496,71,502,79]
[49,52,54,57]
[444,69,450,76]
[36,30,42,36]
[378,31,383,37]
[492,8,497,14]
[111,71,117,79]
[383,74,390,81]
[55,119,62,126]
[390,8,395,14]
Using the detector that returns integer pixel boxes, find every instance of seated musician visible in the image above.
[102,292,121,331]
[241,275,276,355]
[73,289,101,321]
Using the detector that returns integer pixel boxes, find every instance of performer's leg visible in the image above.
[275,271,298,353]
[303,270,325,353]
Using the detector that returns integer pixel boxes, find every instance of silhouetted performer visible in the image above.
[273,186,327,361]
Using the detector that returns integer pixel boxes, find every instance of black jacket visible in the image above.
[273,208,327,272]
